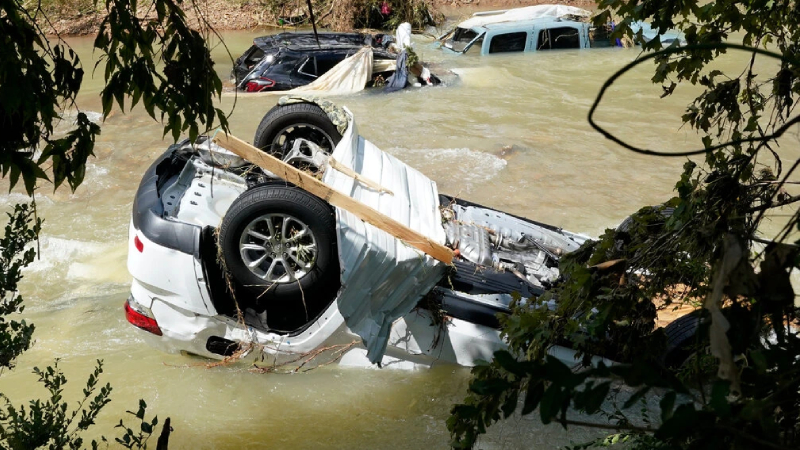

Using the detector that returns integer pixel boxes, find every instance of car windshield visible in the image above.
[449,27,482,53]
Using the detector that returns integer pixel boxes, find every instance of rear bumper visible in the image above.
[132,146,200,256]
[127,285,229,359]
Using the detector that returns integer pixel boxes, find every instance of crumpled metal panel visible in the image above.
[322,107,447,364]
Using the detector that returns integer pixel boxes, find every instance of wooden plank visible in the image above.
[328,157,394,195]
[212,133,454,264]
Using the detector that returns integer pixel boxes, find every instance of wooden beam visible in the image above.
[212,133,454,264]
[328,157,394,196]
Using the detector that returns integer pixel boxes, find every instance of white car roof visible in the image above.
[457,5,591,29]
[322,106,447,364]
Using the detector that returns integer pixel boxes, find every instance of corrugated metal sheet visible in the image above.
[322,107,447,364]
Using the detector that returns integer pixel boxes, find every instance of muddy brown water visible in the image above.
[0,27,797,449]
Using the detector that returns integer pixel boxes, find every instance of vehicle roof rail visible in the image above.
[472,9,509,17]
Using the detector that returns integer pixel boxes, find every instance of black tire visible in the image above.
[252,102,342,160]
[616,205,675,233]
[662,311,708,369]
[219,185,341,313]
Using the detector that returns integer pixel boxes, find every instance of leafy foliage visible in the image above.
[0,0,97,193]
[115,400,162,449]
[0,0,228,196]
[328,0,440,32]
[0,204,41,370]
[0,360,163,450]
[0,360,112,449]
[0,205,169,449]
[0,0,206,445]
[94,0,228,143]
[449,1,800,449]
[38,0,97,17]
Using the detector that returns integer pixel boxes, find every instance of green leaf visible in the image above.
[581,381,610,414]
[501,390,519,418]
[623,386,650,409]
[494,350,523,376]
[9,165,20,192]
[539,385,564,424]
[469,378,511,396]
[521,381,544,415]
[136,399,146,419]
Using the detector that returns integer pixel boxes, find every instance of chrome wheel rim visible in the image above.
[269,123,336,157]
[239,213,318,283]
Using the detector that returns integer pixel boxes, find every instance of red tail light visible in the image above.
[125,299,162,336]
[134,235,144,253]
[244,77,276,92]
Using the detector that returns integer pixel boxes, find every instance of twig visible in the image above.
[746,193,800,213]
[250,341,358,373]
[558,418,655,433]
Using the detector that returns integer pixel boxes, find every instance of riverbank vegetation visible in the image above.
[34,0,445,35]
[1,0,231,444]
[34,0,597,35]
[448,1,800,449]
[0,205,166,448]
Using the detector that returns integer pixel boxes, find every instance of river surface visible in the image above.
[0,23,797,449]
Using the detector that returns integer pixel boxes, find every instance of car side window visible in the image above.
[465,37,484,54]
[243,46,264,69]
[297,54,347,78]
[297,57,317,77]
[488,32,528,53]
[537,27,581,50]
[453,28,478,44]
[315,54,347,76]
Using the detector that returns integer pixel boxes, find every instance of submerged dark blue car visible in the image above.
[233,32,396,92]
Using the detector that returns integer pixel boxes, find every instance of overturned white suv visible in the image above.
[126,97,602,368]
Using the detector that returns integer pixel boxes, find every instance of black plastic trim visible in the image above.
[437,288,508,329]
[434,260,545,330]
[131,146,200,256]
[433,196,558,330]
[446,259,544,298]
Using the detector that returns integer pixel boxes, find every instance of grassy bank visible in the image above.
[36,0,596,36]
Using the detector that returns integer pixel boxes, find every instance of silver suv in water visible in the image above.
[440,5,684,56]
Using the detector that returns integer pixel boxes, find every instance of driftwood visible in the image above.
[212,133,454,264]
